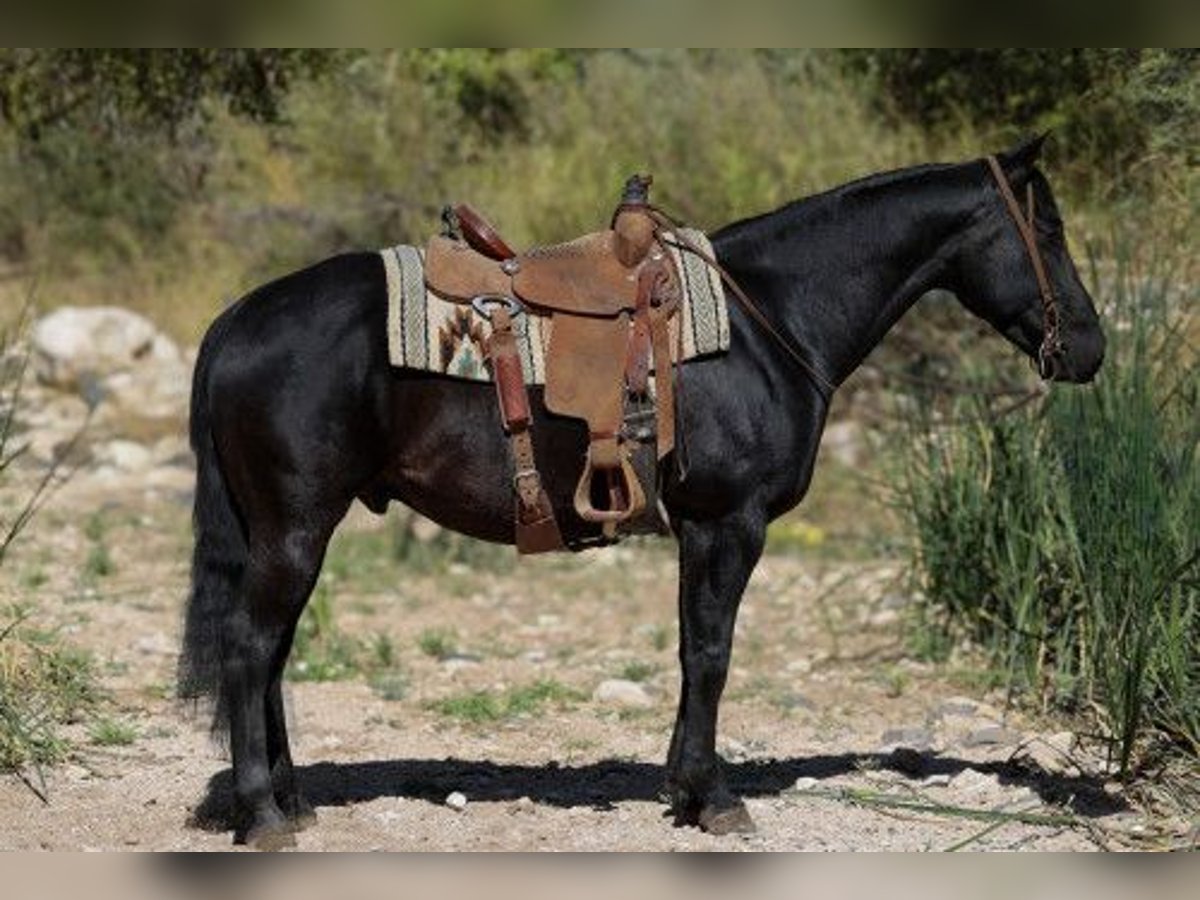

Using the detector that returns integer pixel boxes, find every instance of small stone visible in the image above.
[777,692,816,712]
[1017,731,1079,775]
[868,608,900,628]
[880,726,935,751]
[791,776,819,792]
[134,631,174,656]
[923,773,952,787]
[439,654,481,675]
[962,726,1022,748]
[445,791,468,811]
[1006,786,1040,806]
[938,696,979,717]
[720,739,750,762]
[99,439,153,472]
[821,420,864,467]
[592,679,653,708]
[949,769,997,797]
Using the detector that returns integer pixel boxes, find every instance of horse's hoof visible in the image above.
[246,821,297,851]
[287,808,318,833]
[698,802,757,835]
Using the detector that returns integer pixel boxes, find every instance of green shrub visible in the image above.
[1,610,100,773]
[895,254,1198,771]
[842,49,1198,194]
[1,302,102,781]
[428,679,584,725]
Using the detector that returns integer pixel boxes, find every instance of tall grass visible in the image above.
[896,255,1198,772]
[1,301,101,782]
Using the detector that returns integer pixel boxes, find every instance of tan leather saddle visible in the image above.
[424,175,682,554]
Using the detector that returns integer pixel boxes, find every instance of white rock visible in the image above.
[1018,731,1080,775]
[949,768,998,798]
[720,739,750,761]
[791,776,819,792]
[151,435,192,467]
[440,656,481,676]
[868,608,900,628]
[445,791,468,811]
[32,306,180,389]
[938,696,980,717]
[134,631,175,656]
[99,439,153,472]
[820,420,864,467]
[99,360,190,420]
[592,678,653,708]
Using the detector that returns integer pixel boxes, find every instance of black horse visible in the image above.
[179,136,1104,847]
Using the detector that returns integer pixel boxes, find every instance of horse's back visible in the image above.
[195,252,394,514]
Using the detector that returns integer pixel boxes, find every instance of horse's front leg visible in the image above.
[666,507,765,834]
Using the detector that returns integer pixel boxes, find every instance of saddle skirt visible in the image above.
[380,227,729,383]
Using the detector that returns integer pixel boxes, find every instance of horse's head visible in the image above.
[950,135,1105,383]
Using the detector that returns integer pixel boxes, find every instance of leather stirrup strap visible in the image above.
[486,306,563,554]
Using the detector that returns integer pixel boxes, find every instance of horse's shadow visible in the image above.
[188,750,1125,832]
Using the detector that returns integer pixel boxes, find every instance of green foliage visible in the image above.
[895,255,1199,770]
[0,49,336,140]
[1,608,100,773]
[404,49,581,142]
[391,514,513,574]
[428,679,584,725]
[620,661,658,683]
[287,579,363,682]
[0,49,336,266]
[82,512,114,582]
[369,670,409,702]
[1,304,102,780]
[88,717,137,747]
[842,50,1198,196]
[416,627,458,661]
[287,568,408,689]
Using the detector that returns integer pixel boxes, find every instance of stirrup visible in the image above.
[572,444,646,524]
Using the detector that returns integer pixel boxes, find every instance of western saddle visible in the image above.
[423,175,682,554]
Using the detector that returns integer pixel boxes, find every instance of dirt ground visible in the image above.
[2,449,1180,853]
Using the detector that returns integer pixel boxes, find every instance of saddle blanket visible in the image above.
[380,228,729,383]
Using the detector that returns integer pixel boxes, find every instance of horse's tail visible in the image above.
[177,308,245,741]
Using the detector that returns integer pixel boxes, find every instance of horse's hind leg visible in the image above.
[666,508,765,834]
[225,519,340,848]
[267,669,316,830]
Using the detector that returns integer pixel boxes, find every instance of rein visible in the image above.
[645,206,839,399]
[984,156,1064,379]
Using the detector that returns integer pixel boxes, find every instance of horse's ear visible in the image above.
[998,131,1049,183]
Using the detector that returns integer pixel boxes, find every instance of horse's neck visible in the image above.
[715,163,981,387]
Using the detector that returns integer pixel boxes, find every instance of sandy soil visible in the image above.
[1,452,1168,853]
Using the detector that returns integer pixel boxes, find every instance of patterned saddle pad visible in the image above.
[380,228,729,383]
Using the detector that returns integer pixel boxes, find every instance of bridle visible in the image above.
[984,155,1065,380]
